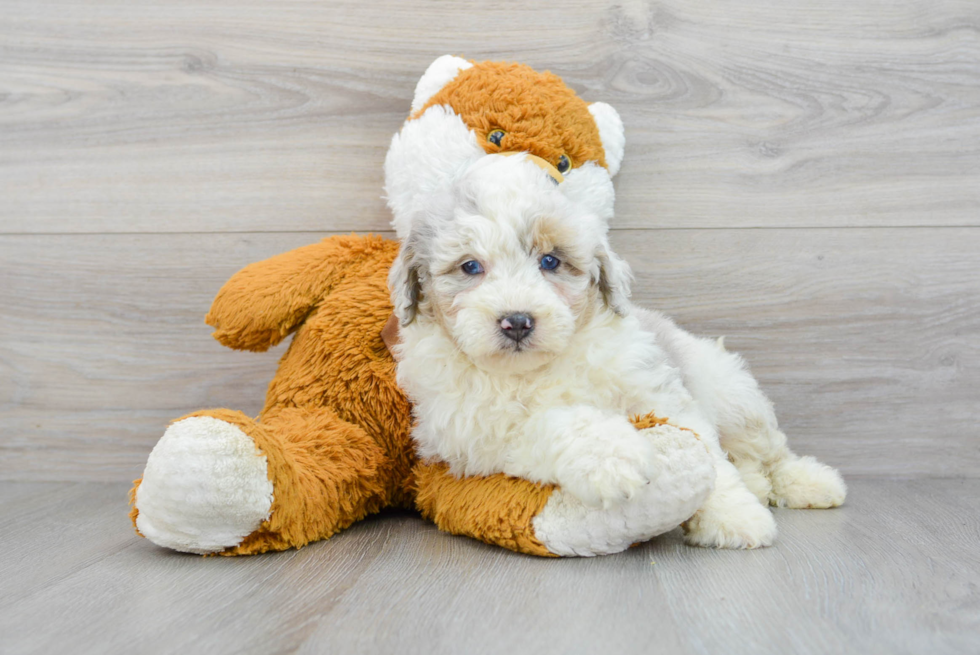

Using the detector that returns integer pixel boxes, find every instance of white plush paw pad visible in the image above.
[769,456,847,509]
[533,424,716,557]
[135,416,274,554]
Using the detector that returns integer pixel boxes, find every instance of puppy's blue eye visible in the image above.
[461,260,484,275]
[540,254,560,271]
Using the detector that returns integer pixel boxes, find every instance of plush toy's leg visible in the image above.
[130,412,273,554]
[414,414,716,557]
[414,461,557,557]
[131,407,391,555]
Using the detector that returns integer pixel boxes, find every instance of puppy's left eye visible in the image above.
[556,155,571,174]
[540,254,560,271]
[461,260,484,275]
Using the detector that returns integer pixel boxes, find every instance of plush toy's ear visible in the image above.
[588,102,625,177]
[594,239,633,316]
[411,55,473,114]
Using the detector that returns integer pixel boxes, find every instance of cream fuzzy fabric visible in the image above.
[135,416,273,554]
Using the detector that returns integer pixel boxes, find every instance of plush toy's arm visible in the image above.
[207,234,394,351]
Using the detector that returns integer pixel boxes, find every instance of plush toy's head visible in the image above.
[385,56,626,239]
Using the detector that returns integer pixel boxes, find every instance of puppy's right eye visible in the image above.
[461,260,484,275]
[540,254,560,271]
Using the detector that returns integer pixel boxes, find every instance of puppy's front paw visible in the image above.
[583,456,651,508]
[683,496,777,549]
[558,434,657,509]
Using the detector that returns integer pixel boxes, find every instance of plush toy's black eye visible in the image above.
[461,260,484,275]
[487,130,505,147]
[556,154,571,174]
[540,254,560,271]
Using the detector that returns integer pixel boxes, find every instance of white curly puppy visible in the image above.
[390,154,846,549]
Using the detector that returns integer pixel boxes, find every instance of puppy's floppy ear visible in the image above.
[594,241,633,316]
[389,234,425,326]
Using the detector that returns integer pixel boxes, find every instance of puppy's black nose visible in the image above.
[500,313,534,342]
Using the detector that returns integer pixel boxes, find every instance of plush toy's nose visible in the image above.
[499,313,534,343]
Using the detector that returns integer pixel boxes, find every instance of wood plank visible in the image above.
[298,478,980,655]
[1,228,977,481]
[0,482,396,654]
[2,0,978,233]
[0,483,137,607]
[0,231,319,482]
[631,227,980,479]
[0,479,977,654]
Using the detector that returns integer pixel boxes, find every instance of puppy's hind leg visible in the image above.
[723,403,846,509]
[654,319,846,509]
[700,349,846,509]
[767,452,846,509]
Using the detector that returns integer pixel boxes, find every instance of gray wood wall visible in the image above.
[2,0,978,482]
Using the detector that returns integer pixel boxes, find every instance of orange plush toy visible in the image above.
[129,57,715,557]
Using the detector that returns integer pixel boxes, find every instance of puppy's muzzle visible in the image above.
[499,313,534,343]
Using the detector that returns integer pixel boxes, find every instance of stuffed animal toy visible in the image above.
[128,57,716,557]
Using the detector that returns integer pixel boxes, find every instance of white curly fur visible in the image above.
[391,155,846,550]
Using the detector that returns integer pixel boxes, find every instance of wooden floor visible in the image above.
[2,0,980,483]
[2,0,979,653]
[1,478,977,655]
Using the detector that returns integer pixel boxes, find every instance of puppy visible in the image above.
[390,155,846,549]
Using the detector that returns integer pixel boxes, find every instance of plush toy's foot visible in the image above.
[768,455,847,509]
[133,416,274,554]
[532,422,715,556]
[131,407,393,556]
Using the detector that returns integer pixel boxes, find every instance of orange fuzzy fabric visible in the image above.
[129,235,690,556]
[127,61,659,557]
[415,60,608,173]
[129,234,570,556]
[414,461,557,557]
